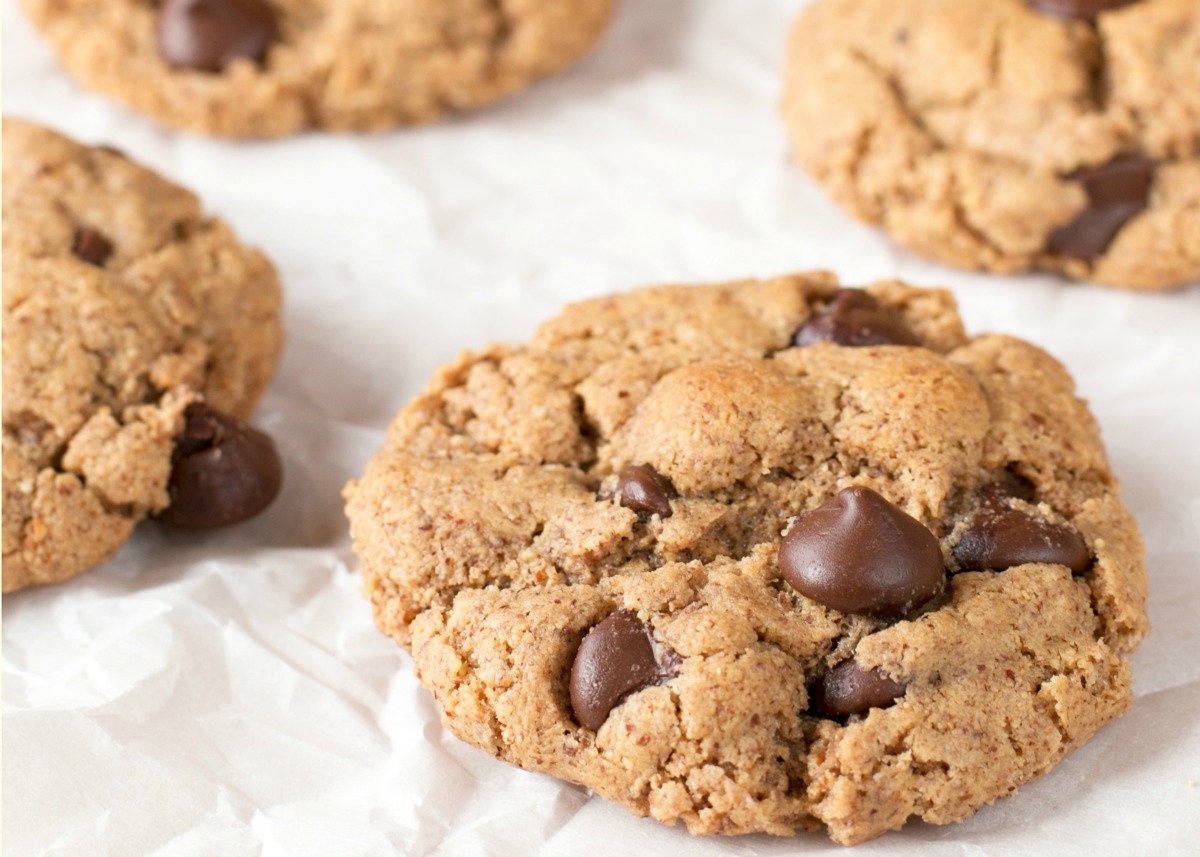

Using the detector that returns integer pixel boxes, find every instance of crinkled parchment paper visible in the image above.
[4,2,1199,854]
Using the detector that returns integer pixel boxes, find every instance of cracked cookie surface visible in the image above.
[20,0,615,138]
[2,119,283,592]
[782,0,1200,290]
[344,273,1147,845]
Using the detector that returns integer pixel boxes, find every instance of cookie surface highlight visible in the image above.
[782,0,1200,290]
[21,0,615,138]
[345,273,1148,845]
[2,119,284,593]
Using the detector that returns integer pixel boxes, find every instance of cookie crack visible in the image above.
[844,20,1133,174]
[846,49,938,141]
[842,48,1023,260]
[483,0,515,55]
[1088,19,1113,112]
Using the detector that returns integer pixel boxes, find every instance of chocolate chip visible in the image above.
[569,610,676,730]
[811,659,907,718]
[953,506,1090,572]
[157,0,277,73]
[779,486,945,617]
[1048,155,1154,261]
[71,228,113,267]
[794,289,921,348]
[157,402,282,529]
[1026,0,1140,21]
[616,464,676,518]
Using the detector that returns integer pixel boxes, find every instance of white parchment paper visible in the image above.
[4,2,1199,854]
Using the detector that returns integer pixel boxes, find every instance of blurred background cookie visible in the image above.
[20,0,616,137]
[3,119,284,592]
[782,0,1200,289]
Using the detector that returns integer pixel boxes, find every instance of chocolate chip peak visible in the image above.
[793,289,921,348]
[779,486,945,617]
[953,506,1090,573]
[157,0,277,73]
[1049,155,1154,262]
[616,464,676,518]
[157,402,282,529]
[811,659,907,718]
[570,610,676,731]
[1027,0,1141,22]
[71,228,113,267]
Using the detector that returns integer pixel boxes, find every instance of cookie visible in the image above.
[782,0,1200,290]
[344,273,1148,845]
[20,0,615,138]
[3,119,284,593]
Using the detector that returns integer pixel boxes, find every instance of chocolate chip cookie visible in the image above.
[20,0,615,138]
[344,273,1147,845]
[782,0,1200,290]
[3,120,284,593]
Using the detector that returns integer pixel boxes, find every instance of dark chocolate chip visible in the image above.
[779,486,945,617]
[1048,155,1154,261]
[616,464,676,518]
[157,402,282,529]
[157,0,277,73]
[1026,0,1140,21]
[72,228,113,267]
[953,506,1090,572]
[811,659,907,718]
[569,610,676,730]
[793,289,921,348]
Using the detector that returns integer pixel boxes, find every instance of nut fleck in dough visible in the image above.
[782,0,1200,290]
[2,119,284,593]
[21,0,616,138]
[345,273,1147,845]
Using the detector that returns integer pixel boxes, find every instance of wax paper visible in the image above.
[4,1,1199,854]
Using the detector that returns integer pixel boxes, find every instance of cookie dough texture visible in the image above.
[2,119,283,593]
[21,0,615,138]
[345,273,1148,845]
[782,0,1200,289]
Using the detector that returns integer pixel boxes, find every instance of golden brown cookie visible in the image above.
[20,0,616,138]
[3,120,284,593]
[782,0,1200,290]
[344,272,1148,845]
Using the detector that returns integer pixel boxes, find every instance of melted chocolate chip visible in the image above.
[779,486,945,617]
[72,228,113,267]
[616,464,676,518]
[1026,0,1140,21]
[953,506,1090,572]
[570,610,676,730]
[157,0,277,73]
[794,289,921,348]
[157,403,282,529]
[1048,155,1154,261]
[811,659,907,718]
